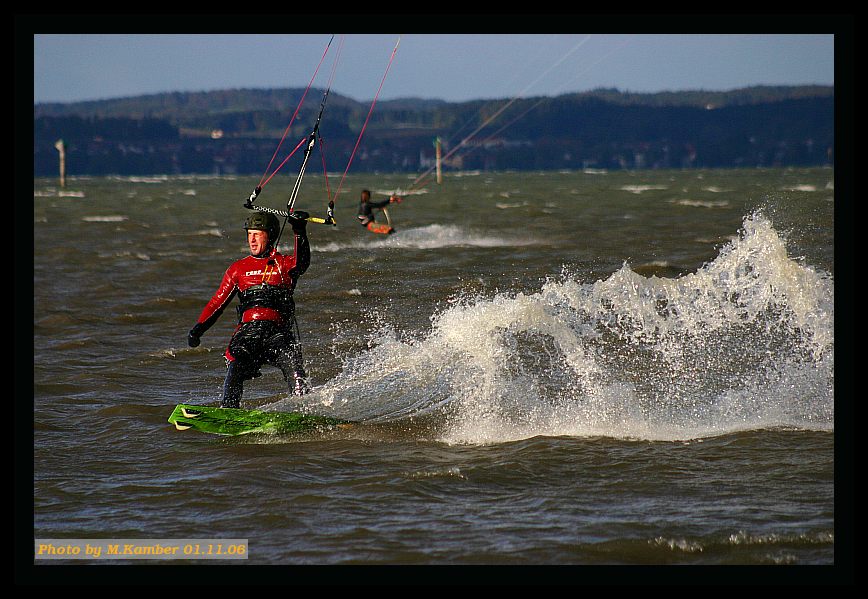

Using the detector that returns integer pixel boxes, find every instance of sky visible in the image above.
[31,31,837,105]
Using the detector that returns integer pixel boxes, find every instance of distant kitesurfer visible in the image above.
[357,189,401,234]
[187,210,311,408]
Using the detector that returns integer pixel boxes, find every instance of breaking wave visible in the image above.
[287,212,834,444]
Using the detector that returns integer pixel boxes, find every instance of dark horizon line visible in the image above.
[34,82,835,108]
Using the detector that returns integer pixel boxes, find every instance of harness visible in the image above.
[237,284,295,323]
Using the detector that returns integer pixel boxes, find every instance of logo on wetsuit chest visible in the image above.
[245,268,281,283]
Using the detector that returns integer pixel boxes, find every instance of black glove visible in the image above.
[188,323,207,347]
[288,210,309,232]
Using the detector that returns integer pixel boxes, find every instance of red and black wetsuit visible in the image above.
[193,226,310,407]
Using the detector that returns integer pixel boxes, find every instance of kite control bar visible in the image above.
[243,200,335,226]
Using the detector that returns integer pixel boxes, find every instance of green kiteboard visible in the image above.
[168,403,354,436]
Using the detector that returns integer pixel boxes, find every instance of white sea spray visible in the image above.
[303,212,833,444]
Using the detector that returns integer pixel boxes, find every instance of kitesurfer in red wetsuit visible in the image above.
[187,210,311,408]
[357,189,401,234]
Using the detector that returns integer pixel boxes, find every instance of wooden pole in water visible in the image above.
[435,136,442,185]
[54,139,66,188]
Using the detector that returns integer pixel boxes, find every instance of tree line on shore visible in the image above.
[34,85,834,176]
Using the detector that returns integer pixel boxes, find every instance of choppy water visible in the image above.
[27,168,844,577]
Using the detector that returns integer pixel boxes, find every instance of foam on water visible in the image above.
[619,185,668,194]
[295,212,833,444]
[81,215,128,222]
[315,223,535,252]
[670,199,730,208]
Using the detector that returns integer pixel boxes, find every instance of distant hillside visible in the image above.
[33,86,834,176]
